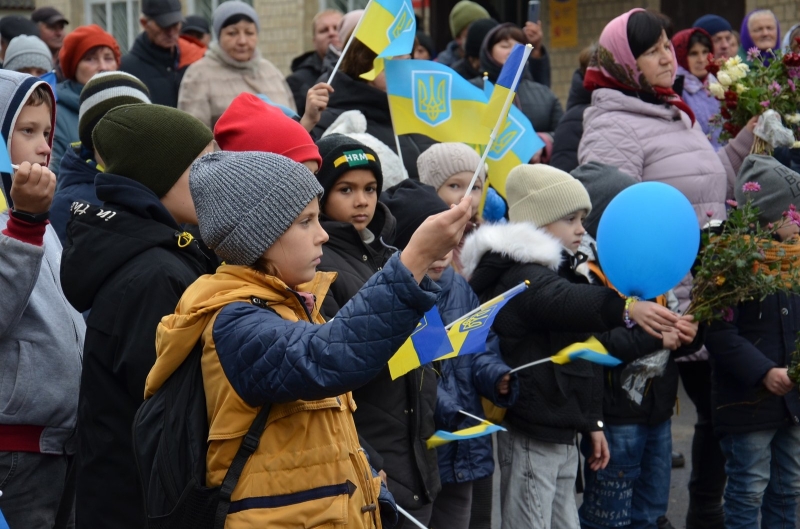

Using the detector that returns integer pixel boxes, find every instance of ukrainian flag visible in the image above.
[551,337,622,367]
[427,422,506,449]
[481,80,544,199]
[481,43,533,129]
[354,0,416,59]
[435,281,529,361]
[385,59,492,145]
[388,307,453,380]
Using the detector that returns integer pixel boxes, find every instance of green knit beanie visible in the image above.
[93,104,213,198]
[449,0,490,39]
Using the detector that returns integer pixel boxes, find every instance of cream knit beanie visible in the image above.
[506,164,592,226]
[417,142,485,190]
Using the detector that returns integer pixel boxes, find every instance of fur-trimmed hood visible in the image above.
[460,222,564,279]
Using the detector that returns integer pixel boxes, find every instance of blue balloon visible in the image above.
[596,182,699,300]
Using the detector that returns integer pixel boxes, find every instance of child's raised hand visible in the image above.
[300,82,333,131]
[763,367,795,396]
[10,162,56,215]
[401,197,472,283]
[628,300,679,340]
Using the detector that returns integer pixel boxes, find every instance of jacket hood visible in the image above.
[60,174,186,311]
[291,50,322,72]
[566,68,591,110]
[57,144,99,190]
[321,200,397,250]
[460,221,563,279]
[479,23,535,84]
[0,70,56,207]
[56,79,82,112]
[205,41,263,71]
[145,266,336,398]
[676,65,709,96]
[590,87,682,121]
[130,31,177,66]
[328,72,392,125]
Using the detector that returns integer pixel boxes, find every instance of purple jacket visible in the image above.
[678,66,723,152]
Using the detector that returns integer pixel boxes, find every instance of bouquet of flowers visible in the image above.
[707,44,800,149]
[688,182,800,323]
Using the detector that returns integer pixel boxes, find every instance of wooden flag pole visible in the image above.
[463,44,533,199]
[326,0,373,85]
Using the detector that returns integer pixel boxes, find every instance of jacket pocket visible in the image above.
[0,451,18,489]
[580,464,641,527]
[0,340,31,416]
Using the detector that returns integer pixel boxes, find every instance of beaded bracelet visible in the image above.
[624,296,640,328]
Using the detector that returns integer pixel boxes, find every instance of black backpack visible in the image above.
[133,342,271,529]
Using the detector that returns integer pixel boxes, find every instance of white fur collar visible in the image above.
[460,222,564,279]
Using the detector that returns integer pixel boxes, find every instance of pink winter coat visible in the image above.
[578,88,753,225]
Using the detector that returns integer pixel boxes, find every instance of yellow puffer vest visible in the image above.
[146,266,384,529]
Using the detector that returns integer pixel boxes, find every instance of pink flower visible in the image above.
[706,210,714,217]
[789,209,800,227]
[770,81,782,95]
[742,182,761,193]
[726,199,738,207]
[791,204,797,212]
[747,47,761,61]
[790,67,800,80]
[768,222,774,229]
[760,100,771,108]
[721,307,734,322]
[790,79,797,92]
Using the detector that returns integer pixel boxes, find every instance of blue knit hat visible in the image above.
[692,14,732,36]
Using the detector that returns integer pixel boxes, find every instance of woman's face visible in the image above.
[687,42,710,79]
[748,14,778,51]
[491,38,523,65]
[219,20,258,62]
[75,46,118,85]
[635,30,674,89]
[413,44,431,60]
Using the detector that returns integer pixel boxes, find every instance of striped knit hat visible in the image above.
[79,71,151,151]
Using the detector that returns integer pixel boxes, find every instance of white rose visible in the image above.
[735,83,747,94]
[717,71,733,87]
[786,113,800,124]
[708,82,725,99]
[725,56,743,68]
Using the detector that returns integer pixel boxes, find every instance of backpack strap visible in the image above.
[214,403,272,528]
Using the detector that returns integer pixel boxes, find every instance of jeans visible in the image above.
[579,420,672,529]
[430,481,473,529]
[498,428,580,529]
[0,451,75,529]
[719,425,800,529]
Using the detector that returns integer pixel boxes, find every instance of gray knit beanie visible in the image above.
[735,154,800,225]
[190,151,323,265]
[417,142,485,191]
[506,164,592,226]
[571,161,637,239]
[212,0,260,40]
[3,35,53,73]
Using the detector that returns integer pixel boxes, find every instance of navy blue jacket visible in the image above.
[705,292,800,436]
[50,145,101,245]
[433,267,517,484]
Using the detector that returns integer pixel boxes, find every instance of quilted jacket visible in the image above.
[433,266,517,485]
[145,253,441,528]
[676,66,723,151]
[579,88,753,226]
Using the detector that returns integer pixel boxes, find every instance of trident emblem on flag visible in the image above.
[413,71,452,126]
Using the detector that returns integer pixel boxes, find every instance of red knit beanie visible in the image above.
[214,93,322,167]
[59,25,121,81]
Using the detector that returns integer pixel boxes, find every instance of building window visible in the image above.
[85,0,139,54]
[319,0,369,12]
[188,0,253,23]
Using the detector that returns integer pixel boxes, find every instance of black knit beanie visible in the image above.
[380,179,448,249]
[315,133,383,205]
[93,104,213,198]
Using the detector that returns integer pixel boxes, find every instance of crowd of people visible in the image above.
[0,2,798,529]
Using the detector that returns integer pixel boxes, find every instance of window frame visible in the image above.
[83,0,139,53]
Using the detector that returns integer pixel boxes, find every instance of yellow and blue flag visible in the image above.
[385,59,492,144]
[355,0,416,59]
[551,337,622,367]
[435,281,529,361]
[481,43,533,129]
[482,80,544,199]
[427,422,506,449]
[388,307,453,380]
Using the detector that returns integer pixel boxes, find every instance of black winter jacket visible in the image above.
[462,223,626,444]
[550,69,592,173]
[119,33,187,107]
[316,202,441,509]
[60,174,217,529]
[313,72,436,179]
[50,144,101,245]
[287,50,324,115]
[705,292,800,436]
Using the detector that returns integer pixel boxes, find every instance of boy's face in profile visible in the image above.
[10,102,51,166]
[427,250,453,282]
